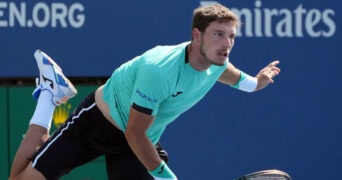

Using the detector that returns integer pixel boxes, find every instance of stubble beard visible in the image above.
[200,42,225,67]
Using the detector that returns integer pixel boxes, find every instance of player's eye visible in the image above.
[213,32,224,39]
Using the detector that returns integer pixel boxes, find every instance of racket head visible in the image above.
[234,169,292,180]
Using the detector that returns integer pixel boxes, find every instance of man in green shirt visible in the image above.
[10,4,280,180]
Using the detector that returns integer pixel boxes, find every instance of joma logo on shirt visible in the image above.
[135,89,158,103]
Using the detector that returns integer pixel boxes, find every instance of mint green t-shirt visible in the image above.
[103,42,228,144]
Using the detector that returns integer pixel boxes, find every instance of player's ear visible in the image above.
[192,28,201,41]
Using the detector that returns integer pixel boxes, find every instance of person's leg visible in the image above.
[9,91,54,179]
[9,50,77,179]
[11,94,103,180]
[20,92,104,180]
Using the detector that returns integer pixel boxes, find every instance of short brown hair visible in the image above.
[192,4,239,32]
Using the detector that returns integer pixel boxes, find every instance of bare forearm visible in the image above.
[125,132,161,171]
[125,107,171,175]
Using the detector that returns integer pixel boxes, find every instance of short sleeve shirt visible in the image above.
[102,42,228,144]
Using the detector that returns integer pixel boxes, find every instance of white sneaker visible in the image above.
[33,50,77,105]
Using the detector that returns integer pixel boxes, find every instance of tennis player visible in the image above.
[9,4,280,180]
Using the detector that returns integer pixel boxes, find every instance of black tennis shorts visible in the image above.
[31,92,167,180]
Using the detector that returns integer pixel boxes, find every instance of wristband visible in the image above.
[232,71,257,92]
[149,161,177,180]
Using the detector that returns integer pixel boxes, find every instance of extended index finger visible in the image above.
[269,60,280,67]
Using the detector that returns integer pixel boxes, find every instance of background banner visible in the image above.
[1,0,341,179]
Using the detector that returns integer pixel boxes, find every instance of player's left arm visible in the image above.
[218,60,281,92]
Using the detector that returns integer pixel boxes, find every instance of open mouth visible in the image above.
[218,51,228,58]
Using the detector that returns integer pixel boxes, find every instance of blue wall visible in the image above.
[1,0,341,179]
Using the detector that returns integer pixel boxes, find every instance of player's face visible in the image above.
[200,21,236,66]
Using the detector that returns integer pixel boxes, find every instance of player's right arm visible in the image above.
[125,106,160,170]
[125,106,177,179]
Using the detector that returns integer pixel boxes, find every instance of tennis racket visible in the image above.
[234,169,292,180]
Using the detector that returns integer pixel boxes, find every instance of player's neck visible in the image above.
[187,42,212,72]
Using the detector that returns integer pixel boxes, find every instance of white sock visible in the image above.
[29,90,56,129]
